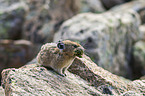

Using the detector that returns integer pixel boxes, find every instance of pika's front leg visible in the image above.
[62,67,67,76]
[53,67,66,77]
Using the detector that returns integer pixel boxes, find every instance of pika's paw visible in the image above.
[58,73,66,77]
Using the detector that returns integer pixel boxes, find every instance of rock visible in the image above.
[111,0,145,12]
[140,76,145,80]
[138,8,145,24]
[1,64,102,96]
[80,0,105,13]
[54,10,140,78]
[120,91,143,96]
[0,1,28,39]
[2,54,144,95]
[69,55,131,95]
[131,41,145,79]
[0,86,4,96]
[101,0,126,9]
[23,0,80,43]
[22,0,105,44]
[128,80,145,95]
[111,0,145,24]
[0,40,33,83]
[70,55,144,95]
[139,25,145,40]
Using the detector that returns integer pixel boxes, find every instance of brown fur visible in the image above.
[37,40,84,76]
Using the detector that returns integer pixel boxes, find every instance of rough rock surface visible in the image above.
[70,55,131,95]
[1,64,102,96]
[54,10,140,78]
[2,55,145,95]
[131,41,145,79]
[0,40,33,83]
[111,0,145,24]
[70,55,144,95]
[0,1,28,39]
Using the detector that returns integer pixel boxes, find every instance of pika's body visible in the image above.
[37,40,84,76]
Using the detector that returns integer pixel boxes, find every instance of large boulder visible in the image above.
[0,1,28,39]
[1,64,102,96]
[54,10,140,78]
[1,55,144,95]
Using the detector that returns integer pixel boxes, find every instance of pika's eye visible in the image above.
[57,41,65,49]
[74,45,78,48]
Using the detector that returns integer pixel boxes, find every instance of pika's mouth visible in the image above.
[74,48,84,58]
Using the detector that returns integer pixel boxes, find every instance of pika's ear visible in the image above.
[57,41,65,49]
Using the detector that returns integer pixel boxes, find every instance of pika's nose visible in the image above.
[74,47,84,57]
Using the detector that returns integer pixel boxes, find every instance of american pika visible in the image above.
[37,40,84,76]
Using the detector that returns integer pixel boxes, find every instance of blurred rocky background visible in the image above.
[0,0,145,94]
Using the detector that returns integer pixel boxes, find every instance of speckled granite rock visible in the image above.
[70,55,131,95]
[2,54,144,95]
[54,10,140,78]
[128,80,145,95]
[120,91,143,96]
[1,64,102,96]
[70,55,144,95]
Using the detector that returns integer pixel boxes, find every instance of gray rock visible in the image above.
[111,0,145,12]
[2,54,144,95]
[128,80,145,95]
[69,55,131,95]
[1,64,102,96]
[120,91,143,96]
[111,0,145,24]
[139,25,145,40]
[132,41,145,79]
[23,0,80,43]
[0,1,28,39]
[54,10,140,78]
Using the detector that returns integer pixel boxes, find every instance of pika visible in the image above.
[37,40,84,76]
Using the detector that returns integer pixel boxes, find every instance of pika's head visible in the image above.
[57,40,84,58]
